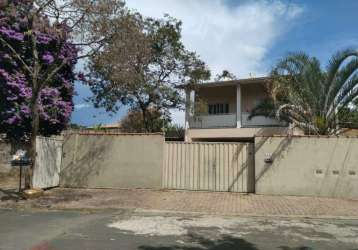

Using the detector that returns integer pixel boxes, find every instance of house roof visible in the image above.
[87,123,122,129]
[177,76,271,89]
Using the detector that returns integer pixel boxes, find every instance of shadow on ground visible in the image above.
[139,234,257,250]
[0,188,24,202]
[139,234,313,250]
[279,247,313,250]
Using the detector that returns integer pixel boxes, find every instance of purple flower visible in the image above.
[0,0,78,139]
[6,96,18,101]
[36,32,52,44]
[18,86,32,99]
[41,87,60,98]
[0,26,24,41]
[6,115,21,125]
[6,116,17,125]
[42,52,54,64]
[20,105,31,116]
[0,68,9,79]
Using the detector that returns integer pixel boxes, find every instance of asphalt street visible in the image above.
[0,209,358,250]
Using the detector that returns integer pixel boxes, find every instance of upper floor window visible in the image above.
[208,103,229,115]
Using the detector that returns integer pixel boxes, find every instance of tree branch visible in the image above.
[42,60,67,86]
[31,32,41,93]
[0,37,33,75]
[34,0,55,16]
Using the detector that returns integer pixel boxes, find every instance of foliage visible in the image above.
[67,123,88,130]
[119,108,170,133]
[86,13,210,132]
[120,108,185,138]
[164,124,185,140]
[214,70,237,81]
[339,99,358,128]
[0,0,127,187]
[0,0,126,141]
[194,98,209,115]
[0,0,77,140]
[251,49,358,135]
[248,98,276,119]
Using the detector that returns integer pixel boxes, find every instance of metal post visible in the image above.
[19,165,22,192]
[236,84,242,128]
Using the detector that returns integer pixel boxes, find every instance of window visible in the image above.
[208,103,229,115]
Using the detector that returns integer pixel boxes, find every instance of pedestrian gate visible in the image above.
[33,136,63,189]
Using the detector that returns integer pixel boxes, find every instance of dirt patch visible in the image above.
[0,171,19,189]
[107,215,358,244]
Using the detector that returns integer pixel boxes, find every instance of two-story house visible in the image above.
[180,76,293,142]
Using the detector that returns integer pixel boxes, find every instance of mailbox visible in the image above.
[264,153,273,164]
[11,150,31,192]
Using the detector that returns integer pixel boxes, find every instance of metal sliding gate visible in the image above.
[162,142,254,193]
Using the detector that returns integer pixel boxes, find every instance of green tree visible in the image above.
[214,70,237,81]
[119,108,170,133]
[251,48,358,135]
[86,14,210,132]
[339,99,358,128]
[164,124,185,140]
[0,0,127,187]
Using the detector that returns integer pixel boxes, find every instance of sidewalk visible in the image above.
[2,188,358,218]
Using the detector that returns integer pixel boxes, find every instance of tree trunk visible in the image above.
[24,100,40,189]
[26,30,41,189]
[141,108,150,133]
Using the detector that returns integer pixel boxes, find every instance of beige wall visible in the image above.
[0,140,11,173]
[187,127,290,141]
[60,133,164,189]
[255,136,358,199]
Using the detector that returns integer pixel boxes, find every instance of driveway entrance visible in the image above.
[162,142,254,192]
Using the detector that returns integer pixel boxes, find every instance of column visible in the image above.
[184,88,191,130]
[236,84,242,128]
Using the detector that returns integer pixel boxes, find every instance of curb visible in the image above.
[134,208,358,220]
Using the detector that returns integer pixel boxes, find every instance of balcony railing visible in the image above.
[189,113,236,128]
[241,112,285,127]
[189,112,285,129]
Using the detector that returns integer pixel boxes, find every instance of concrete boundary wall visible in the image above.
[0,139,12,173]
[255,136,358,199]
[60,133,164,189]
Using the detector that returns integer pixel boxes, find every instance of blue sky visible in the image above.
[71,0,358,127]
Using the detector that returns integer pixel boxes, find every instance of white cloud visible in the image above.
[126,0,304,125]
[74,103,91,110]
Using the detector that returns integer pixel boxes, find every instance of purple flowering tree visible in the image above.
[0,0,127,188]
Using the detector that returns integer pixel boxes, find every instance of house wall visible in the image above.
[241,83,267,113]
[194,83,268,115]
[195,86,236,114]
[60,133,164,189]
[255,136,358,199]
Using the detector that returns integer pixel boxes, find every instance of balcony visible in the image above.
[189,113,236,129]
[189,112,284,129]
[241,112,284,127]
